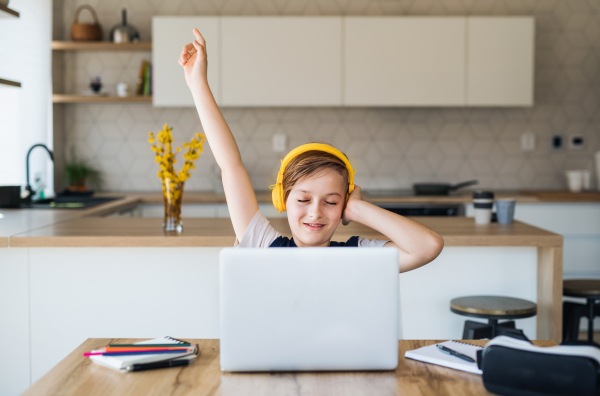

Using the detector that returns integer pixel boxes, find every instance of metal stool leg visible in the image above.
[463,320,492,339]
[587,298,596,342]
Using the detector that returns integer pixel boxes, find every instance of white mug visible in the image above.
[565,170,584,193]
[116,82,130,97]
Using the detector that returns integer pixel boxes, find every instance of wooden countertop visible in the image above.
[3,188,589,248]
[23,338,557,396]
[10,216,562,248]
[127,190,600,204]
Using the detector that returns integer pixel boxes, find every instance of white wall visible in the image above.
[0,0,53,195]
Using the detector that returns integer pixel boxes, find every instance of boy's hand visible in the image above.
[342,185,362,226]
[178,28,208,88]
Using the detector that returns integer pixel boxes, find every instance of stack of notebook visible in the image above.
[405,340,483,374]
[86,336,198,372]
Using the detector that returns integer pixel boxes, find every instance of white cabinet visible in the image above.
[465,203,600,277]
[220,17,343,106]
[152,16,534,107]
[152,17,220,107]
[467,17,534,106]
[344,17,466,106]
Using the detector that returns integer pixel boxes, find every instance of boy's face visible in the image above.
[286,170,347,247]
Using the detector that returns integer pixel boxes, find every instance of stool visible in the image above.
[450,296,537,340]
[563,279,600,343]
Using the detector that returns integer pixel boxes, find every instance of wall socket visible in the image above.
[569,135,584,150]
[520,133,535,151]
[272,134,287,153]
[551,134,564,150]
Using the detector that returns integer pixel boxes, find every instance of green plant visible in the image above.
[65,148,103,189]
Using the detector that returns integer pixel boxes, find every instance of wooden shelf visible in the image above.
[0,4,19,18]
[52,94,152,103]
[0,78,21,88]
[51,41,152,51]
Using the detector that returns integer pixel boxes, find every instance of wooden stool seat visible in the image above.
[563,279,600,298]
[562,279,600,343]
[450,296,537,320]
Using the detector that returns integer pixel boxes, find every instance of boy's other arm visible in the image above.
[342,186,444,273]
[180,29,258,241]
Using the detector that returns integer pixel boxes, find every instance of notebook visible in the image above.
[404,340,483,375]
[89,336,198,372]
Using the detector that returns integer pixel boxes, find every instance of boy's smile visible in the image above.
[285,170,347,247]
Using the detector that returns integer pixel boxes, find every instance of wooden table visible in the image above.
[23,338,556,396]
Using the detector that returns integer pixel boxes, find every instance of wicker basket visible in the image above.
[70,5,102,41]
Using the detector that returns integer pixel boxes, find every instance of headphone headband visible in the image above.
[270,143,356,213]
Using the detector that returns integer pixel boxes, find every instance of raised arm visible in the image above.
[179,29,258,241]
[342,186,444,273]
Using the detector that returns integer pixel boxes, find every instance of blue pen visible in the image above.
[436,344,475,363]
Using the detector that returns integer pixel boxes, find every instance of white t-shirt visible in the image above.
[234,209,389,248]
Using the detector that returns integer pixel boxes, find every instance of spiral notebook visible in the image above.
[89,336,198,372]
[404,340,482,375]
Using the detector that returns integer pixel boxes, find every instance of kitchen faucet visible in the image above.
[25,144,54,203]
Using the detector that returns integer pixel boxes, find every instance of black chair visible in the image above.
[563,279,600,343]
[450,295,536,340]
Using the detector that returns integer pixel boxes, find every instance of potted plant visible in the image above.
[64,148,103,193]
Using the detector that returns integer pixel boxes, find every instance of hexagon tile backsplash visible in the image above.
[55,0,600,193]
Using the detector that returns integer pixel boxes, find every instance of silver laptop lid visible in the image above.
[220,248,399,372]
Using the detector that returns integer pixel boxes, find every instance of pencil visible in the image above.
[108,343,191,347]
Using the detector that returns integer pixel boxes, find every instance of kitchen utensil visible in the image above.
[110,9,139,44]
[565,170,585,192]
[90,76,102,94]
[116,82,130,97]
[0,186,21,208]
[413,180,478,196]
[71,5,103,41]
[473,191,494,225]
[496,199,516,224]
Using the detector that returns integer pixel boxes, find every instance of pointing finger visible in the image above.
[192,28,206,48]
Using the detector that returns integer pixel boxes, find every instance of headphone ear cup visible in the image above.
[272,184,286,213]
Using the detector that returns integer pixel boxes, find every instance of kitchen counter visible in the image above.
[1,197,565,391]
[4,189,588,247]
[10,216,561,248]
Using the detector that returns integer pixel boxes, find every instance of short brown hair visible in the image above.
[282,149,349,204]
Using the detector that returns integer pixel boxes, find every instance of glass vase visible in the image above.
[162,177,184,232]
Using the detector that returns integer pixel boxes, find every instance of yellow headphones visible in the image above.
[270,143,356,214]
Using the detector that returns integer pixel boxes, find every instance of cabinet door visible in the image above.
[221,17,342,106]
[344,17,466,106]
[152,17,220,107]
[467,17,534,106]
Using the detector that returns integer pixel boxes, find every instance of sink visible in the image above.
[20,196,122,209]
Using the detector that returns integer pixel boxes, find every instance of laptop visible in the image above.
[219,248,400,372]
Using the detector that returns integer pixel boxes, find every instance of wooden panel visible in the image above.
[51,41,151,51]
[467,17,534,106]
[345,17,466,106]
[537,246,563,343]
[23,338,556,396]
[52,94,152,103]
[152,17,220,107]
[221,17,342,106]
[10,217,562,248]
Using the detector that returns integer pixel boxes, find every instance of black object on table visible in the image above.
[450,295,536,340]
[563,279,600,343]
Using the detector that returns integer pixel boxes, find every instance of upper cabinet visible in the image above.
[221,17,342,106]
[344,17,466,106]
[153,16,534,108]
[152,17,220,107]
[466,17,534,106]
